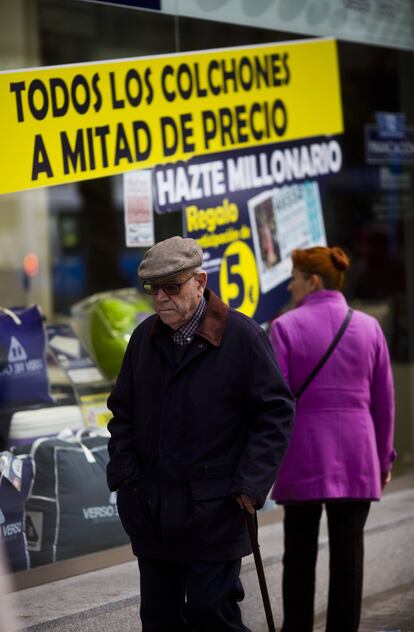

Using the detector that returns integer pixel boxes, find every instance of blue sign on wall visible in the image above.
[365,112,414,165]
[153,135,342,324]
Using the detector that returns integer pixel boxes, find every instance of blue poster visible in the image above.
[365,112,414,165]
[153,136,342,324]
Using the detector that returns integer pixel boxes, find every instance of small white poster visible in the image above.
[123,170,155,248]
[248,181,326,294]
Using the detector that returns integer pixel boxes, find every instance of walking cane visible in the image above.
[245,510,276,632]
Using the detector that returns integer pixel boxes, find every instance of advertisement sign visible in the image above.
[365,112,414,165]
[248,180,326,294]
[0,38,342,195]
[161,136,341,323]
[123,169,155,247]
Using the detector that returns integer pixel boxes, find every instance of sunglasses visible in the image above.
[142,273,195,296]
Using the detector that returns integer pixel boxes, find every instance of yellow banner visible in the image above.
[0,38,343,195]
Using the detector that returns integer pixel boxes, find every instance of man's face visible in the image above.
[151,270,207,330]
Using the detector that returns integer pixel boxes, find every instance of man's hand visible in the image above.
[235,494,256,515]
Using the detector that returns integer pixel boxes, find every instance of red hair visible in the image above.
[292,246,350,290]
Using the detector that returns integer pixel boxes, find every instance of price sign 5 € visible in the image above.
[219,241,259,317]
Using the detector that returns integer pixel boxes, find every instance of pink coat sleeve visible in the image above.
[370,322,396,472]
[269,318,291,387]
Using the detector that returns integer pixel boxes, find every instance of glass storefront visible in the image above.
[0,0,413,583]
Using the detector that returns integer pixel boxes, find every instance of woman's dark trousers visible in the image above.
[281,501,371,632]
[138,557,251,632]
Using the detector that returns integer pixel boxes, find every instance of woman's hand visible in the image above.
[381,470,392,489]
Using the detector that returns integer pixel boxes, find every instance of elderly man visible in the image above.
[107,236,294,632]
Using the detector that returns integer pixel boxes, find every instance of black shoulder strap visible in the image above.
[295,308,353,400]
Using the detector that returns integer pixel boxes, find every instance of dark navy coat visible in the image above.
[107,289,294,561]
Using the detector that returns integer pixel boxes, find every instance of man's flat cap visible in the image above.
[138,236,203,281]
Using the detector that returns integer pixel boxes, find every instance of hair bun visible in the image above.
[330,247,350,271]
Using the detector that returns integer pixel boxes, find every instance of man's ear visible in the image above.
[197,271,208,292]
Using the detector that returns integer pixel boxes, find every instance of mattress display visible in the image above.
[16,430,128,566]
[0,451,34,572]
[8,405,84,449]
[0,305,127,573]
[71,288,152,380]
[0,306,53,408]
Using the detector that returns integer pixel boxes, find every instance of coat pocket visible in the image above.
[116,483,146,538]
[190,477,234,500]
[190,477,245,544]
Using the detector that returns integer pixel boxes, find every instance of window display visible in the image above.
[16,428,129,567]
[0,452,33,572]
[0,0,413,584]
[0,291,152,573]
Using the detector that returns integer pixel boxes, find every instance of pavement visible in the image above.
[315,582,414,632]
[8,580,414,631]
[355,581,414,632]
[2,481,414,631]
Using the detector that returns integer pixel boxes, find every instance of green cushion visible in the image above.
[90,296,152,379]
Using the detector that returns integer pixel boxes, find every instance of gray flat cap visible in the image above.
[138,236,203,281]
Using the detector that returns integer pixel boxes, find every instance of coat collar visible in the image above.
[298,289,347,308]
[150,288,229,347]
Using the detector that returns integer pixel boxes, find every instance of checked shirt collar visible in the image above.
[172,296,207,346]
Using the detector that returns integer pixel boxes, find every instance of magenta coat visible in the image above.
[269,290,396,502]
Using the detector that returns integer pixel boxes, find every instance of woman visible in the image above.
[269,246,396,632]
